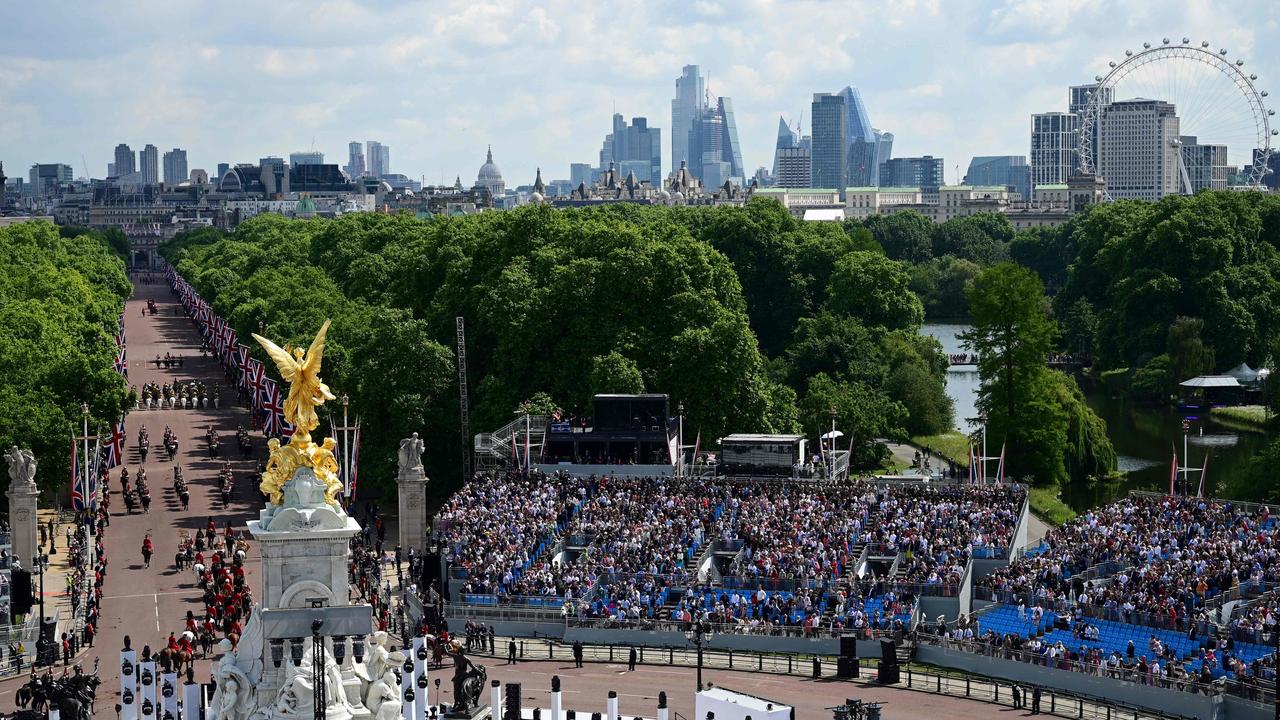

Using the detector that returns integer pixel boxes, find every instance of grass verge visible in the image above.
[1210,405,1271,431]
[912,432,970,466]
[1029,484,1077,526]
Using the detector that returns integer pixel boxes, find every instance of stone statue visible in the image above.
[398,434,424,475]
[4,446,37,490]
[367,651,405,720]
[208,608,264,720]
[270,640,360,720]
[360,631,391,708]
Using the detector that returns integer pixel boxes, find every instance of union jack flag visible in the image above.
[114,345,128,379]
[115,313,126,348]
[103,417,126,469]
[261,380,286,438]
[70,436,83,511]
[236,345,251,389]
[248,359,266,405]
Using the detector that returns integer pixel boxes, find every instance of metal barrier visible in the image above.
[466,634,1180,720]
[919,632,1274,711]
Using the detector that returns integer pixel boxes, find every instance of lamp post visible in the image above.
[1181,418,1191,497]
[311,619,326,720]
[684,618,714,692]
[34,552,56,666]
[829,405,838,478]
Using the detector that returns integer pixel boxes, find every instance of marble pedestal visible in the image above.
[397,466,427,552]
[6,478,38,570]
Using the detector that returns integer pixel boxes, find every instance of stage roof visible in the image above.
[1179,375,1241,389]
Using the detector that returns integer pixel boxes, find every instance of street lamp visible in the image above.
[34,553,56,666]
[684,617,714,692]
[677,401,685,478]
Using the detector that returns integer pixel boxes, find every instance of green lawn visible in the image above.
[1028,484,1077,525]
[1210,405,1272,430]
[912,432,971,466]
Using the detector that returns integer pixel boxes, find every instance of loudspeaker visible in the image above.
[877,662,899,685]
[839,635,857,659]
[504,682,521,720]
[879,640,897,668]
[836,656,859,678]
[10,570,33,617]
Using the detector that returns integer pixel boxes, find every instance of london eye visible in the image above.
[1078,38,1275,194]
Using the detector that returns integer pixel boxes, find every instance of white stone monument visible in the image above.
[4,446,39,569]
[396,434,428,552]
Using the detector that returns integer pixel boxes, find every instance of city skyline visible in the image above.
[1,1,1276,187]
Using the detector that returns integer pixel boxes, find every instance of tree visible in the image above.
[964,263,1063,483]
[799,373,904,469]
[589,351,645,398]
[1166,316,1216,383]
[862,211,933,263]
[826,251,924,331]
[1059,299,1099,357]
[932,214,1012,265]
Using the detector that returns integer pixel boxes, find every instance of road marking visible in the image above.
[104,590,191,600]
[155,594,161,631]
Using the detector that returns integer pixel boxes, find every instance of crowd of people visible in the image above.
[977,495,1280,633]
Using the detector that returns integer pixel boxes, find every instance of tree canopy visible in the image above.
[163,200,956,501]
[0,221,132,504]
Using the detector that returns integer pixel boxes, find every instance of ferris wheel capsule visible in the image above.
[1202,41,1210,47]
[1220,49,1229,55]
[1251,74,1258,80]
[1095,75,1104,82]
[1126,50,1133,56]
[1237,60,1245,67]
[1163,38,1170,45]
[1182,38,1190,44]
[1109,61,1117,68]
[1143,42,1151,49]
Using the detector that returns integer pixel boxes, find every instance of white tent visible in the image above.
[1226,363,1259,383]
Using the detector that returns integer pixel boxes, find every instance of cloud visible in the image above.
[1,0,1278,186]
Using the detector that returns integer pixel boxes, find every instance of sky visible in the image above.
[1,0,1278,187]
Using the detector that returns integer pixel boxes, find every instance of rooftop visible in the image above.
[755,187,839,194]
[845,186,921,193]
[1036,184,1069,190]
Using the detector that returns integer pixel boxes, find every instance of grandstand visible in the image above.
[430,470,1280,719]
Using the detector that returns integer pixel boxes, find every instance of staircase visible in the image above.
[474,413,549,468]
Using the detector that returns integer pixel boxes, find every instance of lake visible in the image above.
[921,322,1272,508]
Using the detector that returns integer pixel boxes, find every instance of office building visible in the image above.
[290,151,325,166]
[569,163,594,189]
[365,141,390,177]
[810,93,847,189]
[107,162,117,177]
[114,144,136,177]
[140,144,159,186]
[772,116,798,179]
[1030,112,1079,187]
[964,155,1030,198]
[775,145,811,188]
[346,142,365,178]
[1099,98,1181,200]
[671,64,705,176]
[163,148,188,185]
[670,65,744,184]
[28,163,73,195]
[216,163,230,181]
[1179,136,1228,193]
[880,156,944,191]
[598,114,661,184]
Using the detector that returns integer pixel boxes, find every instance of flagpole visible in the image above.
[342,393,350,500]
[1181,418,1190,497]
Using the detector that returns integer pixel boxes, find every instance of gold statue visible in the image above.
[251,319,335,436]
[252,320,345,509]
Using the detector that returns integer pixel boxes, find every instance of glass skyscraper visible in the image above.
[599,114,662,184]
[810,93,846,189]
[671,65,744,185]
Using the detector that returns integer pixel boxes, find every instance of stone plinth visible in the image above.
[397,467,427,552]
[6,482,38,568]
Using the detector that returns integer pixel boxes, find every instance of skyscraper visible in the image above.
[599,114,662,184]
[140,144,159,185]
[216,163,230,182]
[163,148,188,185]
[772,116,798,179]
[365,141,390,177]
[671,65,705,177]
[569,163,594,189]
[810,93,847,189]
[346,142,366,178]
[1030,112,1079,188]
[879,156,944,189]
[290,151,325,166]
[1099,99,1181,200]
[114,144,136,177]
